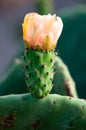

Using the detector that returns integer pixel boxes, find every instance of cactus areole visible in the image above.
[22,12,63,98]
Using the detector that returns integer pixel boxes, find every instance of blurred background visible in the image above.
[0,0,86,98]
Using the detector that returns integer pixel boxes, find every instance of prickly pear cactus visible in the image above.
[0,94,86,130]
[0,2,86,129]
[0,56,78,98]
[23,48,56,98]
[22,12,63,98]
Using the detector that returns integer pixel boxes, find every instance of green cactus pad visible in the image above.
[0,58,27,95]
[52,56,78,98]
[0,56,78,97]
[23,48,56,98]
[0,94,86,130]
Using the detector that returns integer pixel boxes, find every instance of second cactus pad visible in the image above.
[24,48,55,98]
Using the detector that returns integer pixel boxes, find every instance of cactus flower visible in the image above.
[22,13,63,51]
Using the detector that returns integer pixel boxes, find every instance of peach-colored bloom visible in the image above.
[22,13,63,51]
